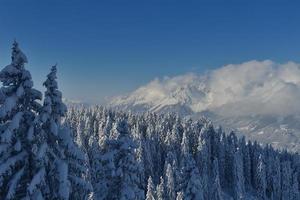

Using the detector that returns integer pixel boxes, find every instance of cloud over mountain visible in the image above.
[111,60,300,117]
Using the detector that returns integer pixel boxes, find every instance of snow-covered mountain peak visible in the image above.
[110,73,213,113]
[109,60,300,151]
[111,60,300,116]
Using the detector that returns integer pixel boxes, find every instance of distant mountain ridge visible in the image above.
[109,60,300,152]
[63,98,90,108]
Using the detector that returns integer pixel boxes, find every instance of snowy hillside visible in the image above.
[109,60,300,151]
[67,106,300,200]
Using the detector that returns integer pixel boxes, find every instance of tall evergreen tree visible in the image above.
[240,137,251,190]
[38,65,68,199]
[196,133,209,199]
[58,126,93,199]
[270,155,281,200]
[165,163,176,200]
[109,119,144,200]
[210,159,223,200]
[179,131,204,200]
[43,66,92,199]
[291,171,300,200]
[255,154,266,200]
[156,176,166,200]
[146,176,156,200]
[233,148,245,200]
[281,161,292,200]
[0,41,42,199]
[176,191,184,200]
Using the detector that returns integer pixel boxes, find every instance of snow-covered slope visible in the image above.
[109,60,300,151]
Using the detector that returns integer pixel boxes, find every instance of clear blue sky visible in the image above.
[1,0,300,103]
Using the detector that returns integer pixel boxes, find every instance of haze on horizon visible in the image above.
[1,0,300,103]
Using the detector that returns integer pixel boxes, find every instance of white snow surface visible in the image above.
[109,60,300,151]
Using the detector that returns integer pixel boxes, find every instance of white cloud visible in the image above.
[207,60,300,116]
[112,60,300,117]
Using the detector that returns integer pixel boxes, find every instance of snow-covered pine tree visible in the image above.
[281,161,292,200]
[179,131,204,200]
[97,130,116,200]
[109,119,144,200]
[218,131,226,189]
[263,146,279,199]
[210,159,223,200]
[87,127,103,199]
[42,66,92,199]
[291,171,300,200]
[42,65,67,127]
[182,160,204,200]
[270,155,281,200]
[176,191,184,200]
[240,136,251,190]
[165,163,176,200]
[0,41,43,199]
[146,176,156,200]
[224,132,236,191]
[196,130,210,199]
[233,148,245,200]
[255,154,266,200]
[37,65,69,199]
[135,140,146,190]
[156,176,166,200]
[58,126,93,199]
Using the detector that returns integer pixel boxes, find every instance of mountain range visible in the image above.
[109,60,300,152]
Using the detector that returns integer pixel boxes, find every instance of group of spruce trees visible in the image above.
[1,42,300,200]
[0,42,92,199]
[66,106,300,200]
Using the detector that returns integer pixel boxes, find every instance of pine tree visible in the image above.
[240,137,251,190]
[176,191,184,200]
[43,66,92,199]
[281,161,292,200]
[165,163,176,200]
[255,154,266,200]
[156,176,166,200]
[146,176,156,200]
[0,41,43,199]
[179,131,204,200]
[183,159,204,200]
[98,131,116,200]
[218,131,226,188]
[135,132,153,190]
[224,134,235,190]
[196,133,209,199]
[291,171,300,200]
[270,155,281,200]
[233,148,245,200]
[210,159,223,200]
[58,126,93,199]
[37,65,69,199]
[109,119,145,200]
[87,128,101,199]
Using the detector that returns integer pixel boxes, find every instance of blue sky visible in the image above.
[1,0,300,103]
